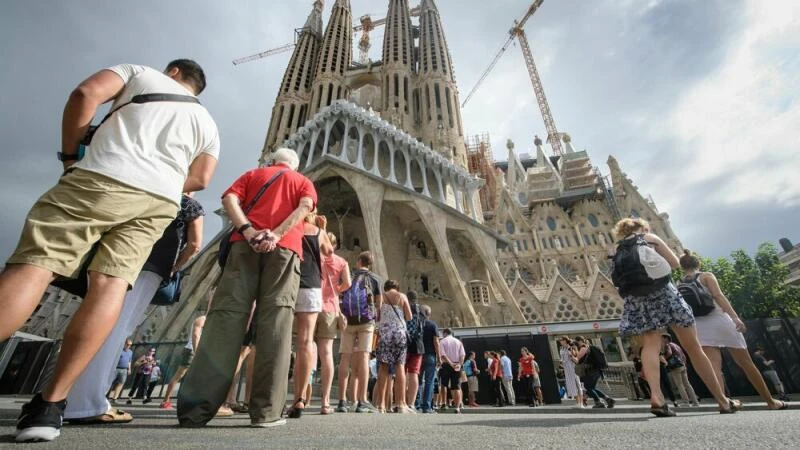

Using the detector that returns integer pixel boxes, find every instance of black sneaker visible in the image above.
[606,398,616,409]
[335,400,349,413]
[15,393,66,442]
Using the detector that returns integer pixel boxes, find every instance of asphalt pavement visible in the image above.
[0,397,797,449]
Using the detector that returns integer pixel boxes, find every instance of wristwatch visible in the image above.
[237,223,253,235]
[57,152,81,161]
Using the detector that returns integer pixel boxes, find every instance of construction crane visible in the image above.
[233,6,421,66]
[461,0,564,156]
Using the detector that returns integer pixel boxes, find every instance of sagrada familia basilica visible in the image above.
[25,0,683,344]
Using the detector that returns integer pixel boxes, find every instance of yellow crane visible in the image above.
[233,6,421,66]
[461,0,564,156]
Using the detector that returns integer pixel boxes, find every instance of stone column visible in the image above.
[388,141,398,184]
[350,174,388,278]
[321,122,332,156]
[304,130,321,169]
[420,158,431,197]
[404,149,413,190]
[339,119,351,163]
[371,138,381,177]
[355,126,366,170]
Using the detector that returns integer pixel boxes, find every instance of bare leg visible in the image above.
[292,312,318,406]
[641,331,665,407]
[728,348,783,408]
[702,346,724,391]
[225,346,251,405]
[672,326,730,409]
[317,338,334,407]
[43,272,129,401]
[162,367,188,404]
[338,352,352,403]
[394,364,407,409]
[0,264,56,341]
[244,347,255,403]
[374,364,389,411]
[386,376,394,408]
[406,368,419,407]
[354,351,370,403]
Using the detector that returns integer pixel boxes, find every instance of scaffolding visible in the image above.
[465,133,498,215]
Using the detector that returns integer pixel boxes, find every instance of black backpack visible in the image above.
[611,234,669,297]
[677,273,715,316]
[588,345,608,370]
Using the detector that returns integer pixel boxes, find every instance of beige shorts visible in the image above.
[315,311,338,340]
[339,322,375,354]
[468,376,479,392]
[7,169,178,285]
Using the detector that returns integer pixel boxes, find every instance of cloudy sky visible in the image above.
[0,0,797,260]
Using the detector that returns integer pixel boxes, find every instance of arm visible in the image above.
[316,216,334,257]
[644,233,680,269]
[517,361,522,380]
[433,336,441,364]
[192,316,205,351]
[182,154,217,193]
[221,193,266,244]
[375,293,383,321]
[701,272,745,330]
[337,263,352,294]
[259,196,314,252]
[402,295,412,321]
[172,216,203,272]
[61,69,126,168]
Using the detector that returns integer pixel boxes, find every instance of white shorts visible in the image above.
[296,288,322,313]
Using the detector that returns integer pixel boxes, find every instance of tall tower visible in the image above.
[308,0,353,116]
[381,0,416,129]
[416,0,467,167]
[262,1,324,160]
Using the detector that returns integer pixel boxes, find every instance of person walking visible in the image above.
[373,280,412,413]
[335,251,383,414]
[661,334,699,407]
[64,193,205,424]
[574,337,615,409]
[128,349,157,403]
[464,352,480,407]
[287,212,334,419]
[178,148,316,428]
[108,340,134,404]
[3,59,219,443]
[613,218,738,417]
[144,362,162,404]
[160,315,206,410]
[419,305,440,413]
[316,233,351,415]
[559,336,584,408]
[679,250,788,411]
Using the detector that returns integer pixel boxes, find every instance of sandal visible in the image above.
[719,398,741,414]
[649,403,676,417]
[320,404,334,415]
[287,398,305,419]
[68,408,134,424]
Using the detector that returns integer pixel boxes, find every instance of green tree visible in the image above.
[678,243,800,319]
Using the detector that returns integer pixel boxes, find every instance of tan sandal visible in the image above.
[68,408,133,424]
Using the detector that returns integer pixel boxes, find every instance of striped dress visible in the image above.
[560,347,583,398]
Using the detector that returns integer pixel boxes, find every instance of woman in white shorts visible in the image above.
[680,250,787,411]
[288,212,333,418]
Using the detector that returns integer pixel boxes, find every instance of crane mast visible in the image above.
[461,0,564,155]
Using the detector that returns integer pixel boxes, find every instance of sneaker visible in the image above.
[109,398,117,405]
[159,401,173,410]
[592,402,606,409]
[335,400,350,413]
[606,398,616,409]
[454,406,463,414]
[422,409,437,414]
[356,401,377,413]
[142,398,152,405]
[15,393,65,443]
[251,418,287,428]
[230,402,249,414]
[126,399,133,405]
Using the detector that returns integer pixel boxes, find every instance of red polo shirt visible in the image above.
[222,164,317,259]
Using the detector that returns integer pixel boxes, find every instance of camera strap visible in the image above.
[98,93,201,127]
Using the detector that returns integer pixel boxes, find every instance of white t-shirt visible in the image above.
[75,64,220,205]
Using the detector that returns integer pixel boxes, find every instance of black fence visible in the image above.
[457,333,561,405]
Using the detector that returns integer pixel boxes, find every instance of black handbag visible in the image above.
[150,271,183,306]
[217,169,287,268]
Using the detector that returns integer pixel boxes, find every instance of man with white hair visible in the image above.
[178,148,317,428]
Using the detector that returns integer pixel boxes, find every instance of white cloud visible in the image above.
[655,0,800,206]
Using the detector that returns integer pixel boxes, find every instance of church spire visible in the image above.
[416,0,466,167]
[261,1,325,160]
[308,0,353,116]
[381,0,416,129]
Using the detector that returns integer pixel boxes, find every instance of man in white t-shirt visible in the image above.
[2,59,220,443]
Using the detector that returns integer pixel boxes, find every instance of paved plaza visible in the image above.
[0,397,796,449]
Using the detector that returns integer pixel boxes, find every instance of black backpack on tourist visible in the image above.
[677,273,715,317]
[611,234,670,297]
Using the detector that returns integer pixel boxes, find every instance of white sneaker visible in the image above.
[251,418,287,428]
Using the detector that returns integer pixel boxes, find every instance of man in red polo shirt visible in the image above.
[178,148,316,428]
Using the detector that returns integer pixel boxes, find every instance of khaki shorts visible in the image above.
[7,169,178,285]
[315,311,338,340]
[468,375,479,392]
[339,322,375,354]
